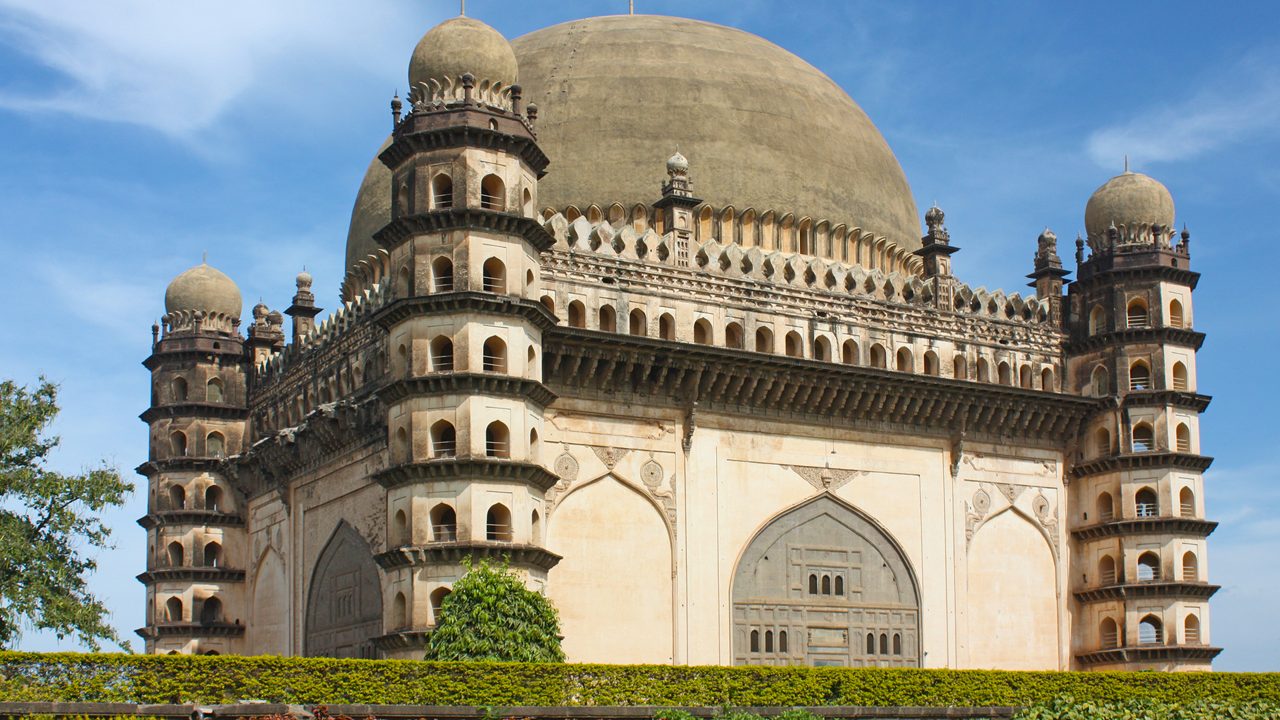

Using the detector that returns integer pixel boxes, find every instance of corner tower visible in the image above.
[367,16,560,659]
[1065,171,1219,670]
[138,263,250,654]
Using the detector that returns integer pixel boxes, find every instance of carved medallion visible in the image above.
[640,459,664,489]
[554,452,579,481]
[973,489,991,515]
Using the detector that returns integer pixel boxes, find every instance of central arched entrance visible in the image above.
[731,495,920,667]
[305,522,383,658]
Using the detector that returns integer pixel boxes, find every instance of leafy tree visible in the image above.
[0,378,133,650]
[424,557,564,662]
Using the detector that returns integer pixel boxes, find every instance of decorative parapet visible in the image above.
[253,279,392,383]
[407,75,514,113]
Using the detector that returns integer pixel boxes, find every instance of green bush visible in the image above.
[425,559,564,663]
[0,652,1277,707]
[1013,695,1280,720]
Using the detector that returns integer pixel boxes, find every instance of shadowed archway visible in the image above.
[305,522,383,658]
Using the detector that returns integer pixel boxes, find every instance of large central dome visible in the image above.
[511,15,920,249]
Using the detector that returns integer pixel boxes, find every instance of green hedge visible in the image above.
[0,652,1277,707]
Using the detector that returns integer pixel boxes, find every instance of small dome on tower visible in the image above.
[1084,171,1175,242]
[164,262,242,320]
[408,17,518,90]
[667,151,689,174]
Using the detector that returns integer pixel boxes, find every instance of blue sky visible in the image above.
[0,0,1276,670]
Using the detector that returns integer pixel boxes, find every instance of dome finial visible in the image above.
[1124,154,1129,173]
[460,0,465,16]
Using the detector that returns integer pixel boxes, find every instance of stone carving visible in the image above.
[640,459,663,489]
[554,451,579,481]
[590,445,629,470]
[996,483,1020,503]
[682,402,698,452]
[788,464,862,493]
[1032,492,1060,557]
[966,488,990,542]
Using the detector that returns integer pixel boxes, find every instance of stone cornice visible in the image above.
[1074,255,1200,289]
[1065,326,1206,354]
[140,403,248,424]
[382,374,556,407]
[1073,581,1220,603]
[136,622,245,639]
[135,458,225,477]
[1121,390,1212,413]
[1075,644,1221,666]
[374,208,555,252]
[136,510,245,530]
[542,328,1098,444]
[374,459,559,492]
[1070,452,1213,481]
[1072,516,1217,541]
[374,542,561,572]
[143,336,246,371]
[374,292,558,332]
[383,119,549,176]
[136,567,246,584]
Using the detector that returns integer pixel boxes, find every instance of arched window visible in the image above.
[1100,617,1119,648]
[726,322,745,349]
[203,541,221,568]
[529,428,540,461]
[167,541,184,567]
[953,354,968,380]
[165,596,183,623]
[206,432,225,458]
[200,596,223,624]
[785,331,803,357]
[568,300,586,328]
[590,305,615,333]
[431,173,453,209]
[779,630,788,653]
[482,336,507,373]
[698,206,714,242]
[481,258,506,293]
[1137,551,1161,582]
[764,629,774,652]
[395,426,410,461]
[206,378,224,403]
[430,335,454,372]
[755,327,774,353]
[170,431,188,457]
[1129,361,1151,391]
[1184,614,1201,644]
[694,319,713,345]
[1089,305,1106,336]
[869,344,887,369]
[1182,551,1199,581]
[834,576,844,595]
[1098,555,1117,585]
[168,484,186,510]
[808,574,818,594]
[923,351,939,376]
[430,587,451,623]
[205,485,222,512]
[1135,487,1159,517]
[1172,362,1189,391]
[659,313,676,340]
[1019,365,1033,388]
[629,309,647,336]
[879,633,889,655]
[997,361,1012,385]
[896,347,914,372]
[1132,423,1155,453]
[1097,491,1115,522]
[1175,423,1192,453]
[843,340,859,365]
[1138,614,1163,644]
[976,357,990,382]
[522,187,534,216]
[392,592,407,629]
[397,265,411,297]
[171,376,188,402]
[1127,299,1149,329]
[429,504,457,541]
[1091,365,1110,397]
[1179,487,1196,517]
[1041,367,1055,391]
[431,256,454,292]
[821,575,832,594]
[485,421,510,458]
[531,509,541,543]
[393,509,409,546]
[486,503,513,542]
[866,632,876,654]
[1169,299,1185,328]
[814,336,832,362]
[430,420,456,458]
[540,295,555,314]
[480,174,505,211]
[750,629,760,653]
[893,633,902,655]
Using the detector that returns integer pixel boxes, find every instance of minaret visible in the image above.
[653,151,701,267]
[914,204,959,311]
[137,262,250,655]
[1065,171,1218,671]
[284,270,322,344]
[1028,228,1070,327]
[367,16,560,659]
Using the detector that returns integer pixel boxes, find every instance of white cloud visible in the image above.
[0,0,429,138]
[1086,53,1280,167]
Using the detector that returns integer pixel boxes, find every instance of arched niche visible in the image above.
[250,547,288,655]
[965,509,1058,669]
[304,522,383,658]
[546,475,673,663]
[731,494,920,667]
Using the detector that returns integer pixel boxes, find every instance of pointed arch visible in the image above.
[304,521,383,658]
